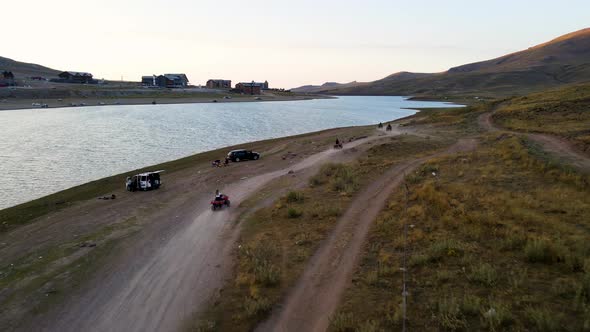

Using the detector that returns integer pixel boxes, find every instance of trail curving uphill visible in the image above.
[478,111,590,171]
[256,139,478,332]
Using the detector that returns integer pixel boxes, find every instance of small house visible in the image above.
[206,79,232,89]
[235,82,263,95]
[142,73,189,88]
[163,74,189,88]
[57,71,94,84]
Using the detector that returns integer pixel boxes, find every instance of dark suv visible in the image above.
[227,149,260,162]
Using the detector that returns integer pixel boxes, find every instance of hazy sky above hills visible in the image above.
[3,0,589,88]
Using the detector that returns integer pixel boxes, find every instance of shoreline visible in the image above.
[0,122,377,225]
[0,122,379,212]
[0,96,459,210]
[0,93,333,112]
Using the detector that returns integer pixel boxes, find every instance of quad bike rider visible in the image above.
[334,138,343,149]
[386,124,393,131]
[211,190,230,210]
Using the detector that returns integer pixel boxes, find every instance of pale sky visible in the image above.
[3,0,589,88]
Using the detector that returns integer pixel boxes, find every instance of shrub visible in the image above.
[254,262,281,287]
[194,320,217,332]
[550,278,577,299]
[500,230,527,251]
[286,191,305,203]
[480,303,513,331]
[243,296,272,317]
[434,297,467,330]
[508,268,527,289]
[525,307,561,332]
[428,239,464,262]
[330,312,356,332]
[524,238,555,263]
[460,295,482,316]
[309,163,358,193]
[469,263,497,287]
[242,243,281,286]
[436,270,453,283]
[357,320,381,332]
[287,207,303,219]
[564,251,585,272]
[409,254,429,267]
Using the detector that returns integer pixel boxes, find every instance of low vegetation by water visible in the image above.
[330,134,590,331]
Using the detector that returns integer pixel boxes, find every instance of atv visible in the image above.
[211,194,230,211]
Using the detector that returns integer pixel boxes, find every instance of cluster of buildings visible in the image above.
[206,79,269,94]
[53,71,97,84]
[140,75,270,94]
[141,74,190,88]
[1,66,272,94]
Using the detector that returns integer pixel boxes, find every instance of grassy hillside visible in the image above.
[331,134,590,331]
[322,28,590,98]
[0,56,61,79]
[291,81,367,93]
[493,82,590,153]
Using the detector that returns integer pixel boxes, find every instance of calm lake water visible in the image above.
[0,96,461,209]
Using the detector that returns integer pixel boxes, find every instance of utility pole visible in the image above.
[402,182,410,332]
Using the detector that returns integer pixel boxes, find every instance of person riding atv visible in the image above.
[211,190,230,210]
[378,122,383,128]
[334,138,343,149]
[386,124,393,131]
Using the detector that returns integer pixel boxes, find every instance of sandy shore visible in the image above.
[0,93,331,111]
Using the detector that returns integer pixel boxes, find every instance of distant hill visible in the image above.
[320,28,590,97]
[0,56,61,79]
[291,81,366,93]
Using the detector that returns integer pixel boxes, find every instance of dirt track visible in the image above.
[478,112,590,171]
[22,132,392,332]
[256,138,478,332]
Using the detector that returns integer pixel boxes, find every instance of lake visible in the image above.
[0,96,461,209]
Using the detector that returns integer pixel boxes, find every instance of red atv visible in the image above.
[211,194,230,211]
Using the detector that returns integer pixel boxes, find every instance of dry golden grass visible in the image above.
[331,134,590,331]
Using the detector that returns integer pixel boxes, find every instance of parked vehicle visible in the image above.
[211,194,230,210]
[227,149,260,162]
[126,170,164,191]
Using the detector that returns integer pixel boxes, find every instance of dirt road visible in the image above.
[478,112,590,171]
[256,139,478,332]
[26,132,391,332]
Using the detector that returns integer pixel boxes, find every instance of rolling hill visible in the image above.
[314,28,590,98]
[0,56,61,79]
[291,81,366,93]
